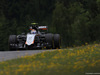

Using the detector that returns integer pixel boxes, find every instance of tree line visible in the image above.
[0,0,100,50]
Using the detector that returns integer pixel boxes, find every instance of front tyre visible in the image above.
[8,35,17,50]
[54,34,61,49]
[45,33,54,49]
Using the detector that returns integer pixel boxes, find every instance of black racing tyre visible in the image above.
[54,34,61,49]
[45,33,54,49]
[9,35,17,50]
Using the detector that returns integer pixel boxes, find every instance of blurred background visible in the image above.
[0,0,100,50]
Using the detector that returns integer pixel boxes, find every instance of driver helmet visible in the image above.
[31,29,36,34]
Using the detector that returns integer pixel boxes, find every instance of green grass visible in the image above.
[0,44,100,75]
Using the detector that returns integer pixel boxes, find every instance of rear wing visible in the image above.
[38,26,48,30]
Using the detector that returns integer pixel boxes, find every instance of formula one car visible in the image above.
[8,25,61,50]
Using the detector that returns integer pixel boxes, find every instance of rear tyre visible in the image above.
[45,33,54,49]
[54,34,61,49]
[9,35,17,50]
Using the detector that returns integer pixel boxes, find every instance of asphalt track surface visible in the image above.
[0,50,54,62]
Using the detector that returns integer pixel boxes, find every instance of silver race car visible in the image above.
[8,25,61,50]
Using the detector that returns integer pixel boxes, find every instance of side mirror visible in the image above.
[41,32,45,34]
